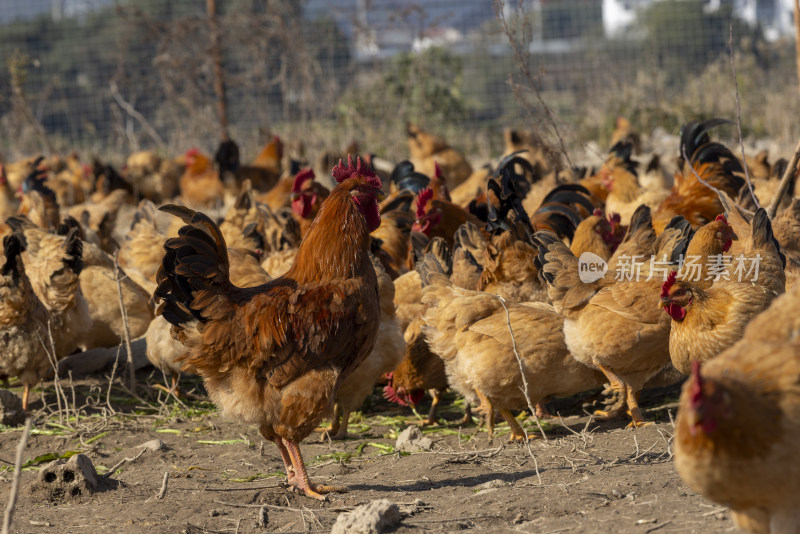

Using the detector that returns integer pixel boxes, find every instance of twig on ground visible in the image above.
[105,345,122,415]
[655,428,674,460]
[157,471,169,499]
[2,417,32,534]
[204,484,283,492]
[630,441,658,462]
[645,520,672,533]
[405,514,500,524]
[104,447,147,477]
[212,500,346,513]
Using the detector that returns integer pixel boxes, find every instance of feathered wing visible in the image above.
[155,205,376,390]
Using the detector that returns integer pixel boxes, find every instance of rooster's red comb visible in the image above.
[415,187,434,219]
[185,148,200,158]
[331,154,380,188]
[715,214,729,226]
[292,168,315,193]
[661,270,677,298]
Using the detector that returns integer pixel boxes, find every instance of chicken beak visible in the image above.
[730,231,739,241]
[290,192,300,201]
[658,299,666,309]
[376,190,387,202]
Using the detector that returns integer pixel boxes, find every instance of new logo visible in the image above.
[578,252,608,283]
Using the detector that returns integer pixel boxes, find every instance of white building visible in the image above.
[602,0,796,41]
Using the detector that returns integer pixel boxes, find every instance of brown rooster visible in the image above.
[155,156,383,500]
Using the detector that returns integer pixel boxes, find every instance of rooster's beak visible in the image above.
[376,190,386,202]
[658,299,666,309]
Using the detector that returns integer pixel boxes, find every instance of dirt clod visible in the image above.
[331,499,401,534]
[137,438,167,452]
[29,454,104,502]
[395,425,433,452]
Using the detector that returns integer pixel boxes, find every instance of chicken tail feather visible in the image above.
[751,208,786,269]
[1,234,24,282]
[156,204,234,328]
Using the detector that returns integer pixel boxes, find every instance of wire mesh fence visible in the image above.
[0,0,798,162]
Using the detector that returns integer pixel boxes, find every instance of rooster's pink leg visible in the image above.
[272,438,296,481]
[260,427,295,482]
[282,438,348,500]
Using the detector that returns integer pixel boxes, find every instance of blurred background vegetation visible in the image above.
[0,0,798,163]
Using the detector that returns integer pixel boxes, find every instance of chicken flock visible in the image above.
[0,120,798,529]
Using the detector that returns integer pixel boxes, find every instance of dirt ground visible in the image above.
[0,374,735,534]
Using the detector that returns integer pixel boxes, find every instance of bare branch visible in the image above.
[495,295,548,442]
[2,418,32,534]
[767,137,800,218]
[492,0,573,168]
[112,251,136,392]
[728,24,758,209]
[109,81,166,149]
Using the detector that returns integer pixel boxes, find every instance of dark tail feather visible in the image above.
[533,230,562,284]
[1,234,25,282]
[751,208,786,269]
[62,227,84,276]
[656,215,692,265]
[415,253,448,287]
[627,205,652,236]
[425,237,452,275]
[5,215,36,234]
[680,119,732,161]
[155,204,233,327]
[131,200,158,231]
[56,215,85,239]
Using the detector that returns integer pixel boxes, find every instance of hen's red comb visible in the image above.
[661,270,677,298]
[415,187,434,218]
[185,148,200,158]
[609,212,621,223]
[331,154,380,187]
[715,214,728,226]
[292,168,315,193]
[592,208,604,217]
